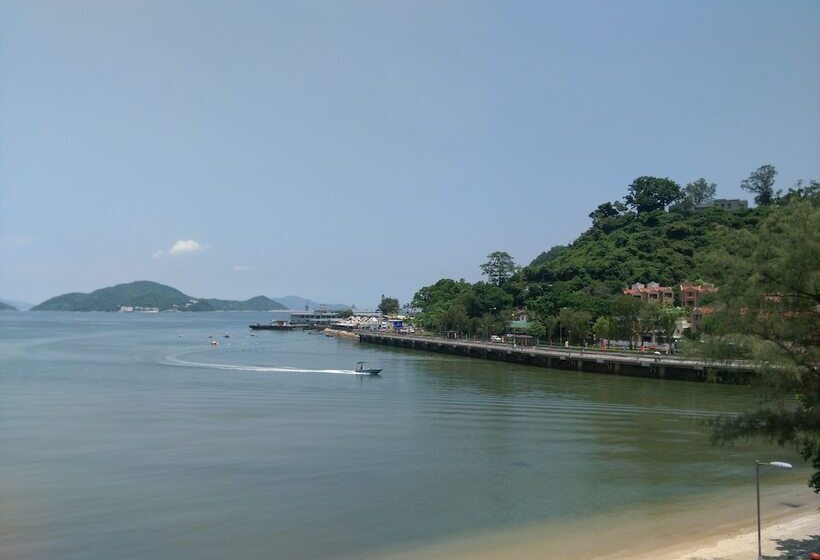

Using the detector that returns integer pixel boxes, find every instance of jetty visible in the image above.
[358,332,752,382]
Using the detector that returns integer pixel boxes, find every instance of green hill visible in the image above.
[31,281,286,312]
[411,172,817,334]
[0,301,18,311]
[32,281,209,312]
[413,204,766,324]
[517,205,763,317]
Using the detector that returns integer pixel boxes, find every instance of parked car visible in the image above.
[490,335,503,342]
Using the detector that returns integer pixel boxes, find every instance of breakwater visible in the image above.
[358,332,752,383]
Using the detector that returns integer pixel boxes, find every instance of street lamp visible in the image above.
[755,460,793,559]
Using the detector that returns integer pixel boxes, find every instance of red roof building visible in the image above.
[690,306,716,333]
[679,282,718,308]
[623,282,674,305]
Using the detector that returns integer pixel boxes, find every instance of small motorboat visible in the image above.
[354,361,382,375]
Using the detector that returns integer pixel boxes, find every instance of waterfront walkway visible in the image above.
[358,332,751,382]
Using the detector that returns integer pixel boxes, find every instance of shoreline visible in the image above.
[357,331,752,383]
[371,481,819,560]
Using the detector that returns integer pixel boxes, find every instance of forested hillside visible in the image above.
[410,168,817,341]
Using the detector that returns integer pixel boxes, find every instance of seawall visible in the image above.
[358,332,752,383]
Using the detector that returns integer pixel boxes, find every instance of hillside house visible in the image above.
[695,198,749,212]
[679,282,718,308]
[623,282,674,305]
[690,306,716,333]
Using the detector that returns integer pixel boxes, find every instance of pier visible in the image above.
[358,332,753,382]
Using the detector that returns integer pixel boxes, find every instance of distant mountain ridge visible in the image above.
[31,281,287,312]
[0,299,31,310]
[0,301,17,311]
[273,295,350,311]
[201,295,284,311]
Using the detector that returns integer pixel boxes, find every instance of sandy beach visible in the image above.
[375,482,819,560]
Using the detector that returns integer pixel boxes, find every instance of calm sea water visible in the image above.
[0,312,799,559]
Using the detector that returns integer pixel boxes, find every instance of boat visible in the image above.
[354,361,382,375]
[249,320,295,331]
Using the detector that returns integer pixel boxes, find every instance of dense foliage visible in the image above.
[411,169,815,346]
[694,195,819,491]
[411,278,512,336]
[377,296,400,316]
[522,203,761,319]
[32,281,287,312]
[480,251,520,285]
[741,164,778,206]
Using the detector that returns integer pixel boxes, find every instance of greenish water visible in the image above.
[0,312,801,559]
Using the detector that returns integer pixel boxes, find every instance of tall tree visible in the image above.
[480,251,519,285]
[674,178,717,211]
[558,308,592,345]
[695,196,819,491]
[740,164,778,206]
[592,316,615,342]
[624,176,683,213]
[612,296,642,349]
[377,295,400,316]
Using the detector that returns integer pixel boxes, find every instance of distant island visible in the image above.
[0,301,18,311]
[31,281,288,312]
[0,299,33,310]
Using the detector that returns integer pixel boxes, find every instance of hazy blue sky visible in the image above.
[1,1,818,307]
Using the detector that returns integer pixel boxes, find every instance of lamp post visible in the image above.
[755,460,793,559]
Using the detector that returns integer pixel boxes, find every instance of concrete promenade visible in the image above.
[358,332,752,382]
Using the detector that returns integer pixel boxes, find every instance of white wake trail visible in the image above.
[164,352,368,375]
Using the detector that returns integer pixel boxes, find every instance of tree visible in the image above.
[740,164,778,206]
[441,303,469,334]
[558,308,592,345]
[612,296,642,349]
[638,303,663,344]
[694,196,819,491]
[377,295,400,316]
[480,251,519,285]
[588,202,626,226]
[529,245,569,268]
[673,178,717,212]
[779,179,820,205]
[624,176,683,213]
[592,316,615,343]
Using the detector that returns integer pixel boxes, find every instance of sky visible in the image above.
[1,1,819,308]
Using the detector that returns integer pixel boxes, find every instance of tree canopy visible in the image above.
[694,195,819,491]
[673,178,717,212]
[411,278,512,335]
[624,176,683,213]
[377,296,400,316]
[480,251,519,285]
[741,164,778,206]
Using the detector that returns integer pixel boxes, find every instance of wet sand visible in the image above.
[374,481,819,560]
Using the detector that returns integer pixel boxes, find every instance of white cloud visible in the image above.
[232,265,252,272]
[153,239,208,258]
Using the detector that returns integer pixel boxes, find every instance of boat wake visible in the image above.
[164,352,368,375]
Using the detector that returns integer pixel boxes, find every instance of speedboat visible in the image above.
[354,361,382,375]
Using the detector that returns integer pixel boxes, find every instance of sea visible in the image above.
[0,312,804,559]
